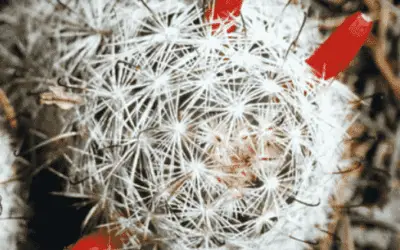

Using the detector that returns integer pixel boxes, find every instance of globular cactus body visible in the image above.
[0,0,363,249]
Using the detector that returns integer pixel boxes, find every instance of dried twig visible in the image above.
[339,215,356,250]
[319,15,347,30]
[0,88,17,129]
[365,34,400,99]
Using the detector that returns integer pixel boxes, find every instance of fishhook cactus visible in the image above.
[0,0,371,249]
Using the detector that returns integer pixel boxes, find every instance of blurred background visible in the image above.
[0,0,399,249]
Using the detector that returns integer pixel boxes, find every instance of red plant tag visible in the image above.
[70,229,124,250]
[306,12,373,80]
[204,0,243,33]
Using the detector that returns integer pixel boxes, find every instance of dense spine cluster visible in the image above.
[0,1,359,249]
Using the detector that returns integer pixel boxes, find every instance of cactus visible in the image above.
[0,0,368,249]
[0,101,30,249]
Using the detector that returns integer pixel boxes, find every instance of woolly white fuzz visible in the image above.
[0,129,28,250]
